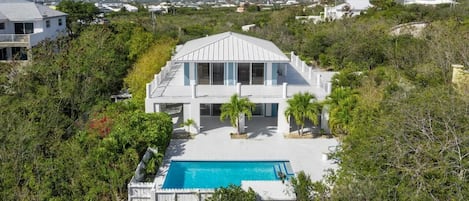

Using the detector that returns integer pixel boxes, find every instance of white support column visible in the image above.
[321,106,330,134]
[301,62,305,73]
[146,83,151,98]
[282,82,288,98]
[266,62,273,85]
[236,83,241,95]
[308,67,312,80]
[191,84,197,98]
[145,99,154,113]
[184,103,200,134]
[239,113,245,133]
[317,74,322,86]
[277,100,289,135]
[327,82,332,94]
[189,62,196,85]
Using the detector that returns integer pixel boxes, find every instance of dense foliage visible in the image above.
[0,23,172,200]
[1,1,469,200]
[207,185,257,201]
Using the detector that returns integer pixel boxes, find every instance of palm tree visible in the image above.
[180,118,196,134]
[220,94,255,135]
[325,87,358,135]
[285,92,321,135]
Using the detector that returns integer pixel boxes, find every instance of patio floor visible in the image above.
[156,117,339,200]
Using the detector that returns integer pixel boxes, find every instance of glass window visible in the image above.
[46,20,50,28]
[251,63,264,85]
[237,63,250,85]
[197,63,210,85]
[212,104,222,116]
[25,23,34,34]
[200,104,211,116]
[58,19,63,26]
[0,23,4,30]
[252,104,264,116]
[0,48,7,60]
[211,63,224,85]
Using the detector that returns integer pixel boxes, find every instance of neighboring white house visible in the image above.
[324,0,373,20]
[145,32,336,135]
[402,0,457,5]
[0,0,67,61]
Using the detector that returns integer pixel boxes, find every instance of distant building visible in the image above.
[402,0,457,5]
[324,0,373,20]
[241,24,256,32]
[0,0,67,61]
[390,22,428,37]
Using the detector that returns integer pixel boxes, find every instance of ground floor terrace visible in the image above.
[151,116,339,200]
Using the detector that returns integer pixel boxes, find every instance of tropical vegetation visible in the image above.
[1,1,468,200]
[220,94,255,135]
[284,92,321,135]
[207,185,257,201]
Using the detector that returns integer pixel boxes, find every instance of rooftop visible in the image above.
[0,0,67,21]
[173,32,290,62]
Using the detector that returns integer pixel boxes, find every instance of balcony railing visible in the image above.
[0,34,29,43]
[0,33,44,47]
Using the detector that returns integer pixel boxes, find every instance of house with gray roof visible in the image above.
[145,32,336,135]
[0,0,67,61]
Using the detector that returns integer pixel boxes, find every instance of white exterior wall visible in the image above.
[277,100,289,134]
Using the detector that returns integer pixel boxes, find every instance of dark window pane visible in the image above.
[212,104,222,116]
[212,63,224,85]
[200,104,211,116]
[252,104,264,116]
[24,23,33,34]
[197,63,209,85]
[237,63,250,85]
[252,63,264,85]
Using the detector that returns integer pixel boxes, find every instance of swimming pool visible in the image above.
[162,160,294,189]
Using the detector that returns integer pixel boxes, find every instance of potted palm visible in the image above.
[284,92,321,137]
[220,94,255,139]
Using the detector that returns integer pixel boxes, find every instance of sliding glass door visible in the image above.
[197,63,210,85]
[237,63,250,85]
[212,63,224,85]
[251,63,264,85]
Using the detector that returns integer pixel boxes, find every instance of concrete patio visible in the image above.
[155,117,339,200]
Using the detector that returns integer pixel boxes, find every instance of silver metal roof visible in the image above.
[0,0,67,21]
[173,32,290,62]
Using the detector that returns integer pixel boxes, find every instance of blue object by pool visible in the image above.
[162,160,294,189]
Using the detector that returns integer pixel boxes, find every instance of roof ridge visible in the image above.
[173,32,232,60]
[231,33,288,60]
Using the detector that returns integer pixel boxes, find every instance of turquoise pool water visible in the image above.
[162,160,294,189]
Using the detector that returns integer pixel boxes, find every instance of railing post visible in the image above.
[308,67,312,80]
[236,83,241,95]
[317,74,321,86]
[283,82,288,99]
[327,82,332,94]
[146,83,151,98]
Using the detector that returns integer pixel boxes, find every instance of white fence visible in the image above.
[155,189,214,201]
[128,180,154,201]
[147,61,175,98]
[290,51,333,94]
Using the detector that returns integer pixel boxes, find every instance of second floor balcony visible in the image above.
[0,33,45,48]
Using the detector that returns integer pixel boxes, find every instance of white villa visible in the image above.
[324,0,373,20]
[145,32,336,135]
[0,0,67,61]
[402,0,457,5]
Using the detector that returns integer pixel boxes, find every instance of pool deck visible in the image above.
[155,117,339,200]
